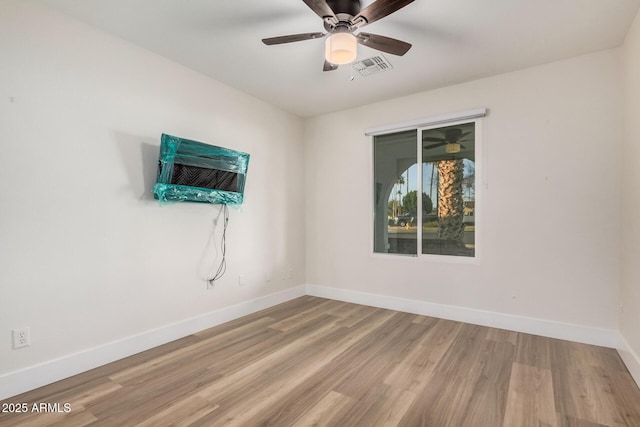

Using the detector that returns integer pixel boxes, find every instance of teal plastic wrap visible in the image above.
[153,134,250,205]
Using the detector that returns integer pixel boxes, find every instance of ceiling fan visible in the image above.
[423,129,472,154]
[262,0,415,72]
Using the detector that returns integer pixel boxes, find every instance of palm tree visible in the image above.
[395,175,405,216]
[437,159,465,243]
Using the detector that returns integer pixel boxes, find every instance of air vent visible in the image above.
[352,55,393,77]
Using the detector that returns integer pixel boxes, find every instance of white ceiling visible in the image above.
[40,0,640,117]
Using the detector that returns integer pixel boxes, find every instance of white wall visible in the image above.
[620,8,640,379]
[0,0,305,379]
[305,49,621,331]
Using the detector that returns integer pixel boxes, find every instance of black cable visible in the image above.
[208,204,229,284]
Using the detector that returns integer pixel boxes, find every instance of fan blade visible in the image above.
[262,32,324,45]
[424,142,447,150]
[323,60,339,72]
[353,0,415,27]
[423,136,446,143]
[357,32,411,56]
[303,0,337,20]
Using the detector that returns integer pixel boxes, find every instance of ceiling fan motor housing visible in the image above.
[326,0,361,17]
[445,129,464,141]
[324,0,361,31]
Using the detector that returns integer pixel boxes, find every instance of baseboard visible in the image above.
[0,285,305,401]
[305,284,618,348]
[617,333,640,388]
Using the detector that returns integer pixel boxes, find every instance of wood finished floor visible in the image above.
[1,296,639,426]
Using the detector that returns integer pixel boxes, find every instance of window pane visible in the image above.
[373,130,418,255]
[421,123,475,257]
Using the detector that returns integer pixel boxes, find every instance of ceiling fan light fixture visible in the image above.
[325,32,357,65]
[445,143,461,154]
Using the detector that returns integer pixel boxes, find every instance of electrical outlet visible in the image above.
[288,269,294,279]
[12,327,30,349]
[239,274,246,286]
